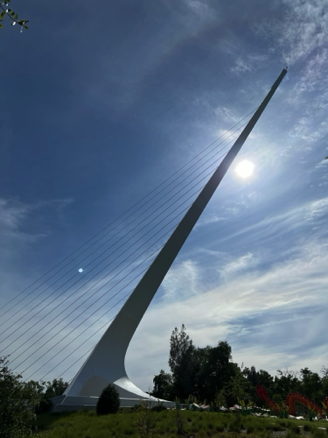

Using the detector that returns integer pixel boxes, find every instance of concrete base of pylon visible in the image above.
[50,376,174,412]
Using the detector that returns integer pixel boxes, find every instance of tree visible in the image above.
[321,366,328,379]
[225,368,254,405]
[299,368,322,405]
[168,325,199,399]
[96,383,120,415]
[0,356,41,438]
[166,325,238,402]
[256,369,275,407]
[44,377,68,399]
[321,366,328,398]
[0,0,28,30]
[257,369,274,390]
[243,366,258,386]
[169,324,193,376]
[152,370,173,400]
[195,342,236,402]
[274,368,300,398]
[215,389,227,407]
[36,378,69,413]
[172,347,198,399]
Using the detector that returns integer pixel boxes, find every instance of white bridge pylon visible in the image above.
[52,68,287,412]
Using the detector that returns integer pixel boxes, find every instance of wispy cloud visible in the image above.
[289,116,328,143]
[126,237,328,388]
[219,252,258,279]
[254,0,328,66]
[214,106,239,123]
[123,193,328,389]
[0,199,44,273]
[251,0,328,135]
[161,259,200,301]
[280,0,328,64]
[0,199,32,241]
[305,197,328,222]
[196,213,226,228]
[182,0,212,18]
[0,198,73,251]
[231,58,253,73]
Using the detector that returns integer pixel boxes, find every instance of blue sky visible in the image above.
[1,0,328,392]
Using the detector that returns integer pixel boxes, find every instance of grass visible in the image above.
[34,409,328,438]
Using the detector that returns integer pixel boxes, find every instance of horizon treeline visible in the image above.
[151,325,328,407]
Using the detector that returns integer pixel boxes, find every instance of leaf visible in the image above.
[14,12,18,19]
[23,25,28,29]
[0,23,3,27]
[10,10,15,16]
[0,11,5,18]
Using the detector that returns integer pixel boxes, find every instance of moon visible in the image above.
[235,160,254,178]
[78,268,84,273]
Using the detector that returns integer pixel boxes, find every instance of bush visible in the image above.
[151,405,167,412]
[36,378,69,414]
[0,357,41,438]
[290,425,301,435]
[272,425,285,432]
[96,383,120,415]
[304,424,313,432]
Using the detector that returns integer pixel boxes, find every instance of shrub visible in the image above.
[151,404,167,412]
[304,424,313,432]
[96,383,120,415]
[272,425,285,432]
[290,425,301,435]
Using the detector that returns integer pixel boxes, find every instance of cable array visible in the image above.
[0,109,256,383]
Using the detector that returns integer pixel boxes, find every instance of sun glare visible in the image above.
[235,160,254,178]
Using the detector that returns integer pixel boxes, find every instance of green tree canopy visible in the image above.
[195,342,236,402]
[169,324,194,376]
[153,325,328,410]
[226,367,255,405]
[96,383,120,415]
[152,369,173,400]
[155,325,237,402]
[0,356,41,438]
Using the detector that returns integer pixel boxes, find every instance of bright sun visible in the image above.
[235,160,254,178]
